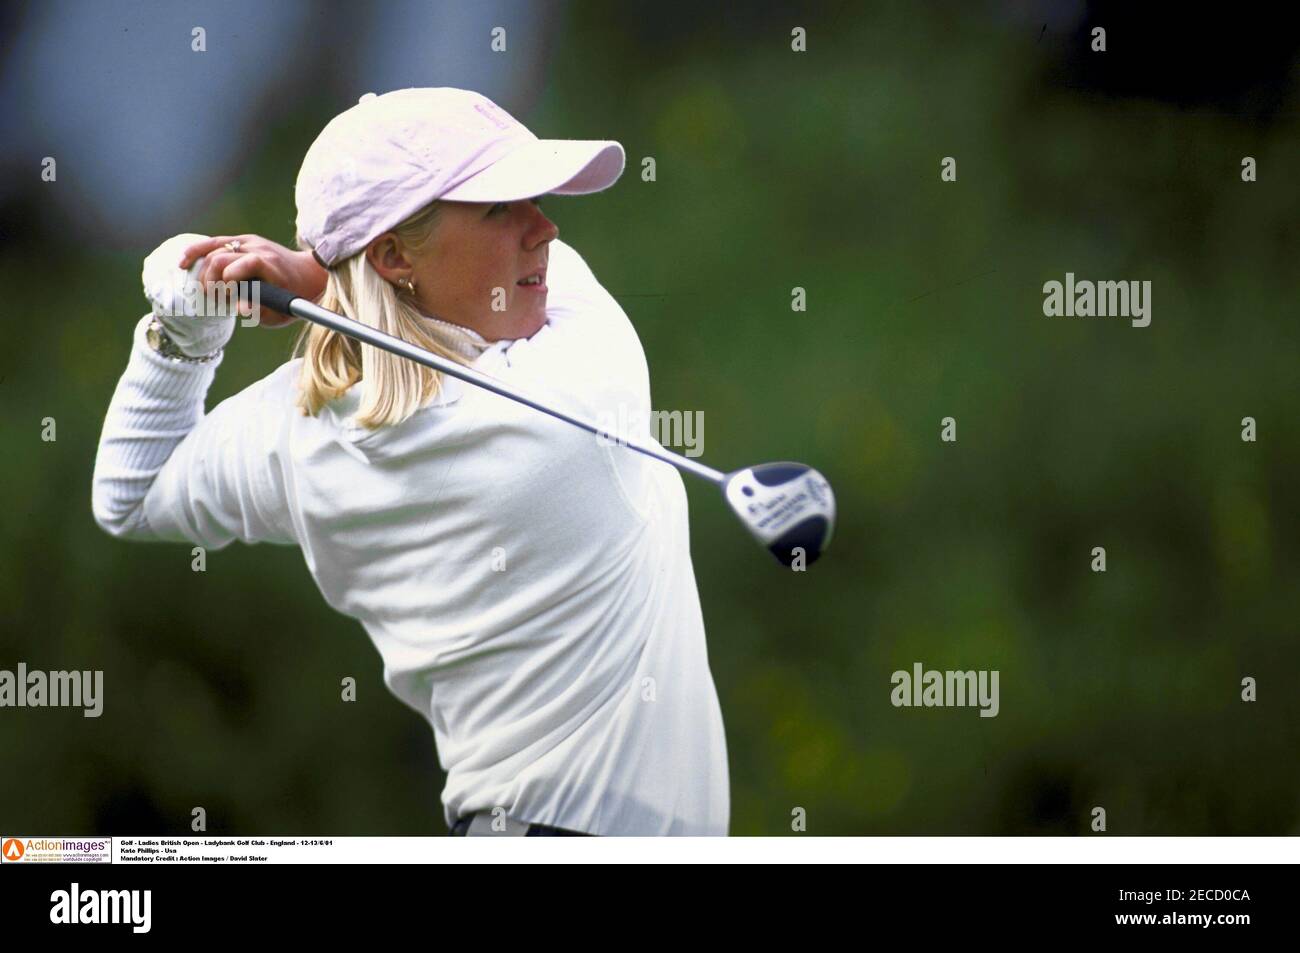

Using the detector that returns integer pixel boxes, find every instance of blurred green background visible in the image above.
[1,1,1297,835]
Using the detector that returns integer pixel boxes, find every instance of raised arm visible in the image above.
[91,233,322,547]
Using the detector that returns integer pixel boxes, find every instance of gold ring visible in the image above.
[224,240,242,252]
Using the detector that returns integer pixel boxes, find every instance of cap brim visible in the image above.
[438,139,625,203]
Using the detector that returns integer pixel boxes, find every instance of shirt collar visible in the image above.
[328,315,496,432]
[423,314,494,362]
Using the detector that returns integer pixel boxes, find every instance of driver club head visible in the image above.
[722,462,836,568]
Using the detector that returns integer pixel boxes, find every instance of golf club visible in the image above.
[253,282,837,567]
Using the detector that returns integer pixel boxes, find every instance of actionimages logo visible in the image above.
[0,836,111,863]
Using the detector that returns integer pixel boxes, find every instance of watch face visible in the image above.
[147,321,183,359]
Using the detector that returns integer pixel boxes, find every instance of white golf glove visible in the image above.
[141,233,238,358]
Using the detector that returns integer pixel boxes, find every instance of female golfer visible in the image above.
[92,87,728,836]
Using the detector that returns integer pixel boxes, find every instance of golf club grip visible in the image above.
[257,281,300,317]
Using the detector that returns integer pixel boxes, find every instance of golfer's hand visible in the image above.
[141,233,239,357]
[178,234,329,328]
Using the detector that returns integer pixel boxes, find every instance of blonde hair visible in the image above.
[291,200,470,430]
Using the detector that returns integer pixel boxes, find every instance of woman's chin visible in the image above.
[519,313,549,339]
[510,303,549,339]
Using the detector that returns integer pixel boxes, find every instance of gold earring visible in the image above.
[400,277,417,294]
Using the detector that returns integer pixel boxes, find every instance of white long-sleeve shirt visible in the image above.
[92,237,729,835]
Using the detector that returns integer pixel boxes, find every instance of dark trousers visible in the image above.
[449,815,592,836]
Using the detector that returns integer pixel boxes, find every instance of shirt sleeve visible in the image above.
[92,314,297,549]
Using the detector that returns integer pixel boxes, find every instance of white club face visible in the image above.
[723,463,836,566]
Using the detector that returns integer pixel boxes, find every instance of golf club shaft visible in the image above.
[261,283,727,485]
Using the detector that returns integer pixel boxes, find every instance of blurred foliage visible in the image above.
[1,2,1297,835]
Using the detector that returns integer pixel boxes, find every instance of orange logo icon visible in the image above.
[2,838,25,860]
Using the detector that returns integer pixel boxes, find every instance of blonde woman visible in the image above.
[92,88,728,837]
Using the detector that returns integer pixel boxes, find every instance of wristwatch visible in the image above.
[146,316,223,364]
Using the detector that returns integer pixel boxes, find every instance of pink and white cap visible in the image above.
[295,87,625,267]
